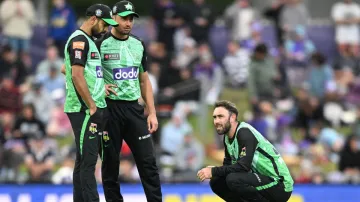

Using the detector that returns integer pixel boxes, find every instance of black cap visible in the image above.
[86,4,119,26]
[112,1,139,18]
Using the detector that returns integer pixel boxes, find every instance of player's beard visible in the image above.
[92,22,105,39]
[117,26,131,36]
[215,117,231,135]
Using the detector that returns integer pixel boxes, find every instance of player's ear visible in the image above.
[230,112,236,123]
[90,16,98,25]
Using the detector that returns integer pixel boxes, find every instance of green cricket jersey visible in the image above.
[212,122,294,192]
[95,32,147,101]
[64,29,107,113]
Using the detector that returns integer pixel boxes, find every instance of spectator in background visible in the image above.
[339,135,360,184]
[174,26,195,54]
[0,119,25,183]
[310,121,345,154]
[247,43,278,105]
[0,74,22,114]
[48,0,76,57]
[152,0,184,52]
[240,22,279,56]
[160,111,193,181]
[147,41,170,70]
[280,0,309,32]
[0,0,35,54]
[224,0,255,42]
[284,25,316,65]
[23,81,54,124]
[12,104,45,141]
[0,44,30,85]
[0,45,17,80]
[51,157,74,184]
[194,43,223,105]
[331,0,360,56]
[263,0,287,46]
[333,46,360,93]
[186,0,215,43]
[34,0,48,26]
[36,46,63,78]
[47,89,70,137]
[174,133,205,182]
[293,87,324,137]
[38,66,64,93]
[222,41,250,88]
[306,52,334,101]
[175,37,198,69]
[24,133,55,183]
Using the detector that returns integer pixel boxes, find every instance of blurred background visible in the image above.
[0,0,360,201]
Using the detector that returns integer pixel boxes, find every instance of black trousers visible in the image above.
[67,108,108,202]
[210,172,292,202]
[101,99,162,202]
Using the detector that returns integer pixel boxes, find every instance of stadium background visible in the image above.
[0,0,360,201]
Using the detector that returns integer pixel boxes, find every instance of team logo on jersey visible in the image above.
[103,131,110,142]
[240,147,246,157]
[89,123,97,134]
[75,50,82,59]
[72,41,85,50]
[96,66,103,78]
[112,67,138,80]
[91,52,99,59]
[104,53,120,60]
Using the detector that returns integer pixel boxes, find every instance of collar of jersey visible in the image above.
[110,32,129,41]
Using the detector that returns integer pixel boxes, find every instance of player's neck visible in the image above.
[111,28,129,40]
[80,24,92,37]
[227,122,239,139]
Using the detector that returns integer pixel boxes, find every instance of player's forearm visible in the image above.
[140,78,156,114]
[212,163,250,177]
[72,74,96,109]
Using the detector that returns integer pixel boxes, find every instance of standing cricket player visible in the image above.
[95,1,162,201]
[63,4,118,202]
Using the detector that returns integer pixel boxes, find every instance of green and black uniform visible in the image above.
[96,31,162,202]
[64,29,108,202]
[210,122,293,202]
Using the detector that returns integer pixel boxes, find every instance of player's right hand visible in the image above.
[105,84,118,96]
[90,106,97,116]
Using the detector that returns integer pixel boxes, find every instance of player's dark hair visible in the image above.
[214,100,238,118]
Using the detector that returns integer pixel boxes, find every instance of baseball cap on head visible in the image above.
[86,4,119,26]
[113,1,139,18]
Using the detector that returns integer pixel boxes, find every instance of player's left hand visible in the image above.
[147,113,158,133]
[197,167,212,182]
